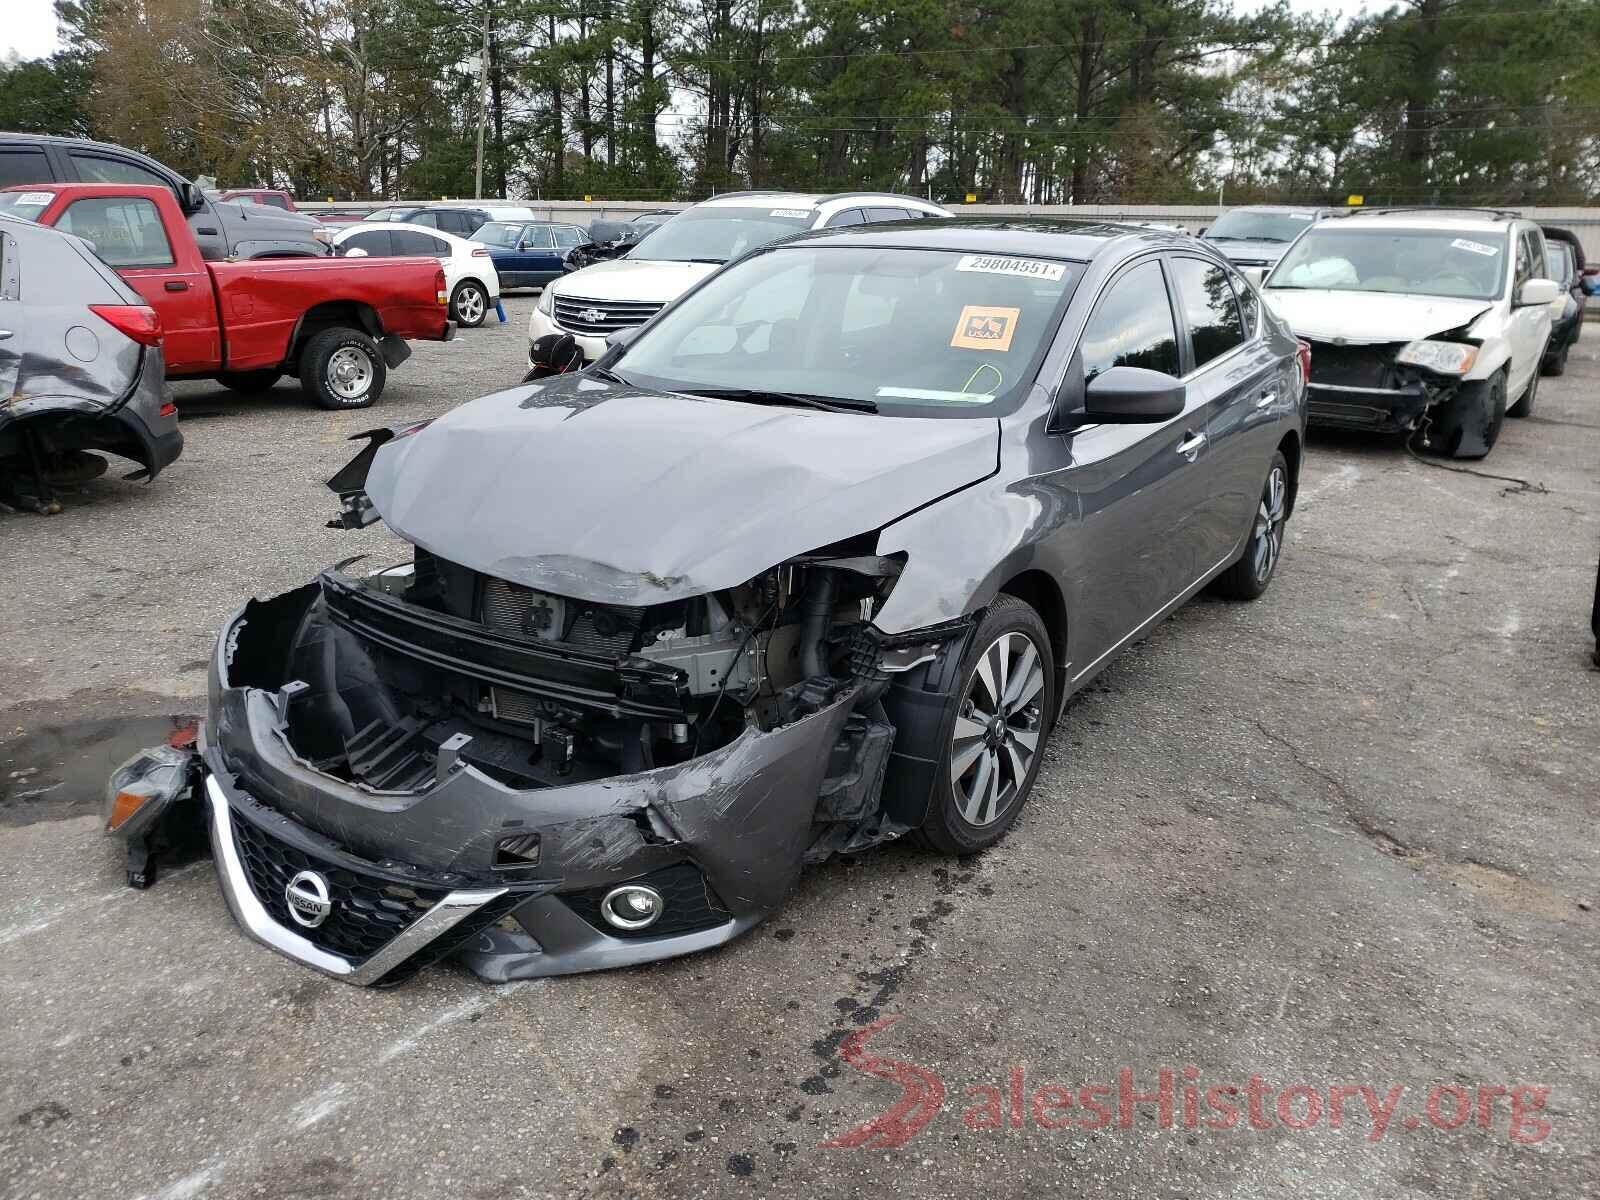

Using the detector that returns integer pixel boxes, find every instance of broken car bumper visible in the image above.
[1305,381,1431,432]
[197,594,858,985]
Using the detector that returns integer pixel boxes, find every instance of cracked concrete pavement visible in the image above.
[2,295,1597,1198]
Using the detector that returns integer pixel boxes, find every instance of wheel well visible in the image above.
[998,570,1067,673]
[288,301,382,364]
[1276,429,1302,518]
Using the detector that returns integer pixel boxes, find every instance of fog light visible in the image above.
[600,884,664,931]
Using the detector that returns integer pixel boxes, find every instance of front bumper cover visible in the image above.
[197,593,859,984]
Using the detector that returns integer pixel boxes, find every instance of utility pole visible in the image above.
[473,0,492,199]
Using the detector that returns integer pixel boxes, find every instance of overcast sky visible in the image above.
[1,0,1377,62]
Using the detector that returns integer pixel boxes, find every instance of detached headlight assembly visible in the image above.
[536,285,555,315]
[1396,339,1479,376]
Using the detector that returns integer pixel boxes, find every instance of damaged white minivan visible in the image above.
[1262,207,1559,459]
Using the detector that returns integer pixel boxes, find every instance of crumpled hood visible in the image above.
[364,375,999,605]
[550,257,719,304]
[1260,289,1491,344]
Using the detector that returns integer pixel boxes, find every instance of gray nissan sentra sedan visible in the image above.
[111,220,1307,985]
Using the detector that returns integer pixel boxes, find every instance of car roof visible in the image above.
[1223,204,1331,214]
[334,221,474,249]
[1323,209,1523,233]
[692,190,947,215]
[780,216,1201,262]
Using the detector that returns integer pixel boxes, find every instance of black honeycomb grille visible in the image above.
[232,816,449,961]
[558,862,733,940]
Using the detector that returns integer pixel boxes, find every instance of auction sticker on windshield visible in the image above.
[770,208,811,218]
[952,305,1021,351]
[1451,238,1500,256]
[956,254,1066,281]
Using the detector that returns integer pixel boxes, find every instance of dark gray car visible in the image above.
[113,221,1305,985]
[0,212,181,511]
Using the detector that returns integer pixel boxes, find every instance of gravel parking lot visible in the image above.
[3,294,1597,1199]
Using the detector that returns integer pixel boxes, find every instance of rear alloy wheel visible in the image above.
[1213,451,1289,601]
[918,595,1055,855]
[451,280,488,328]
[1507,364,1538,417]
[299,327,386,410]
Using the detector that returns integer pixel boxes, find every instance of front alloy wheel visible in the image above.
[950,630,1046,827]
[912,594,1056,855]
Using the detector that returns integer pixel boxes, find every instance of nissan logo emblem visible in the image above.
[285,870,333,928]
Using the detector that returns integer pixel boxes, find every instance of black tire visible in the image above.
[1431,371,1506,460]
[1540,342,1567,378]
[298,327,386,410]
[914,595,1056,856]
[1212,451,1290,601]
[1507,364,1538,417]
[451,279,489,328]
[218,369,282,395]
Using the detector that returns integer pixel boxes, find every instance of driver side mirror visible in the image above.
[1516,278,1561,307]
[179,182,205,214]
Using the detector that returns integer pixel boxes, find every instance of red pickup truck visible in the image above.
[1,184,454,408]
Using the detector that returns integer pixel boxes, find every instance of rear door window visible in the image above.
[1170,255,1246,370]
[342,229,393,256]
[553,225,584,248]
[1078,259,1180,381]
[57,196,175,268]
[262,194,289,210]
[0,147,52,187]
[409,211,439,229]
[67,152,169,190]
[394,230,449,257]
[825,208,865,228]
[866,207,912,222]
[1224,264,1260,335]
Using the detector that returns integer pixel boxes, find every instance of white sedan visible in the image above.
[332,222,501,328]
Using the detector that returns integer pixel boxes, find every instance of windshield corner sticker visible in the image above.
[770,208,811,218]
[955,254,1066,281]
[951,305,1021,352]
[1451,237,1500,257]
[13,191,54,206]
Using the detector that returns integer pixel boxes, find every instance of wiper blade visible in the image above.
[585,364,628,385]
[689,387,878,414]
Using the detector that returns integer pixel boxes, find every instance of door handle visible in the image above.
[1256,390,1277,409]
[1177,431,1207,459]
[165,280,189,292]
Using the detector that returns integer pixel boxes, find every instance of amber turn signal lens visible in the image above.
[107,786,152,831]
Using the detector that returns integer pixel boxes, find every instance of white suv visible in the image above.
[1261,208,1560,459]
[528,191,949,362]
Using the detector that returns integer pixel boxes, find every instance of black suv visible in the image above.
[0,132,328,259]
[362,206,491,237]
